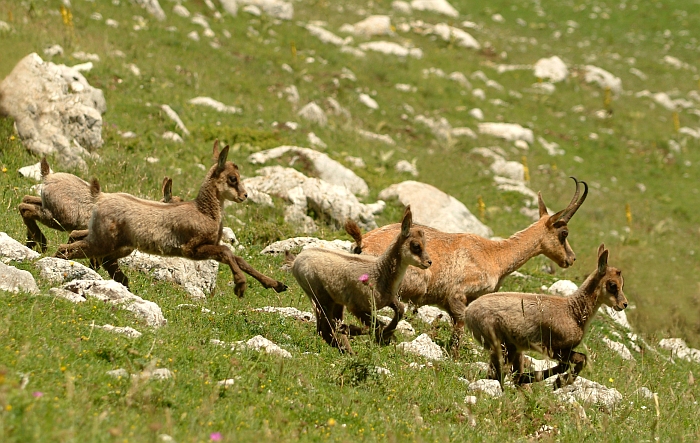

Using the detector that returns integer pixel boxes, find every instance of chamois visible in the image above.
[465,244,627,390]
[292,206,432,353]
[55,141,287,297]
[347,178,588,353]
[19,159,181,285]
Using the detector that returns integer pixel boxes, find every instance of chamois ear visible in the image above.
[400,205,413,238]
[162,177,173,202]
[538,192,548,218]
[90,178,101,198]
[546,209,566,227]
[212,139,220,160]
[215,145,230,176]
[597,244,608,275]
[40,157,51,178]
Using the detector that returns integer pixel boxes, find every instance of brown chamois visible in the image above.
[465,244,627,390]
[292,206,432,353]
[55,141,288,297]
[19,158,181,285]
[347,178,588,354]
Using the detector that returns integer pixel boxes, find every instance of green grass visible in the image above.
[1,0,700,440]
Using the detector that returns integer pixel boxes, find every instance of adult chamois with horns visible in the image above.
[346,177,588,353]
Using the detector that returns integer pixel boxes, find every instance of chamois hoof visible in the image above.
[272,281,288,293]
[233,281,247,298]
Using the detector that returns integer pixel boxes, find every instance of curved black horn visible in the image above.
[559,178,588,223]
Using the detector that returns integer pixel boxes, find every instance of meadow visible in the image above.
[1,0,699,441]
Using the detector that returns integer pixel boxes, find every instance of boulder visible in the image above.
[553,376,622,410]
[261,236,352,254]
[410,0,459,17]
[57,280,167,327]
[35,257,102,284]
[0,53,106,169]
[0,232,41,263]
[0,262,39,294]
[248,146,369,196]
[118,251,218,299]
[659,338,700,363]
[397,333,444,360]
[534,56,568,83]
[378,181,492,237]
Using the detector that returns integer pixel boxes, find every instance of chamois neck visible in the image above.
[567,273,603,330]
[373,236,408,298]
[489,220,546,277]
[195,172,222,219]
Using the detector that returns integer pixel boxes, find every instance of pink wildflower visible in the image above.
[210,433,223,441]
[358,274,369,284]
[32,391,44,398]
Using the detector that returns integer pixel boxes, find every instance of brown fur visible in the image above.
[465,244,627,390]
[348,178,588,353]
[55,141,287,297]
[292,206,432,353]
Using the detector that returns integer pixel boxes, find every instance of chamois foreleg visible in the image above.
[380,300,405,342]
[185,244,248,298]
[232,256,287,293]
[101,255,130,288]
[19,197,50,252]
[447,297,469,357]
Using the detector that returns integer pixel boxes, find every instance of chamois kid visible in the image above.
[347,177,588,353]
[55,141,287,297]
[465,244,627,390]
[292,206,431,353]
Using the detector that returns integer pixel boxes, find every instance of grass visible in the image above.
[1,0,700,440]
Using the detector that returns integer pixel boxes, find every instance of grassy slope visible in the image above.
[1,0,699,441]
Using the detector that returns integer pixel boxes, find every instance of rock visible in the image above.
[358,41,422,59]
[98,324,143,338]
[602,337,634,361]
[297,102,327,126]
[35,257,102,284]
[431,23,480,49]
[133,0,166,21]
[523,355,559,372]
[468,379,502,397]
[602,306,631,330]
[107,368,129,378]
[160,105,189,136]
[658,338,700,363]
[554,376,622,410]
[469,108,484,120]
[410,0,459,17]
[472,148,525,182]
[636,387,655,399]
[0,53,106,169]
[217,335,292,358]
[58,280,167,327]
[261,236,352,254]
[547,280,578,297]
[358,93,379,110]
[0,262,39,294]
[414,115,453,141]
[357,129,395,145]
[162,131,183,143]
[392,1,412,14]
[254,306,315,322]
[376,315,415,335]
[396,160,419,177]
[43,45,64,57]
[0,232,41,263]
[341,15,393,37]
[307,132,327,149]
[583,65,622,95]
[234,0,293,20]
[49,288,86,303]
[188,97,241,114]
[173,4,190,17]
[534,56,568,82]
[478,122,534,144]
[118,251,218,299]
[138,368,174,380]
[397,333,444,360]
[305,24,351,46]
[218,379,236,386]
[248,146,369,196]
[416,305,452,324]
[538,136,565,156]
[378,181,492,236]
[243,5,261,16]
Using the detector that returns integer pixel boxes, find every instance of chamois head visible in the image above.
[538,177,588,268]
[398,206,432,270]
[594,243,627,311]
[210,140,247,203]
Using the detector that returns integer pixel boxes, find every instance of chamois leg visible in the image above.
[487,343,505,390]
[19,198,49,252]
[313,297,353,353]
[551,350,587,389]
[447,297,468,357]
[101,255,130,288]
[185,244,247,298]
[56,239,110,261]
[504,342,524,384]
[353,309,391,345]
[380,300,405,342]
[232,256,287,293]
[68,229,89,242]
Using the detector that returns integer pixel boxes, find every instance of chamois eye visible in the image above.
[559,230,568,242]
[410,243,422,254]
[607,282,618,293]
[227,176,237,186]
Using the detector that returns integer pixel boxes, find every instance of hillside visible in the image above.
[1,0,700,441]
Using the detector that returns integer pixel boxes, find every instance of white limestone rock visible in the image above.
[396,160,418,177]
[239,0,293,20]
[472,148,525,182]
[297,102,327,126]
[341,15,393,37]
[414,115,453,141]
[173,4,190,17]
[602,337,634,361]
[547,280,578,297]
[35,257,102,284]
[392,1,412,14]
[410,0,459,17]
[59,280,167,327]
[119,251,218,299]
[469,108,484,120]
[397,333,444,360]
[307,132,327,149]
[583,65,622,95]
[133,0,166,21]
[376,315,415,335]
[188,97,241,114]
[254,306,315,322]
[534,56,568,83]
[0,232,40,263]
[659,338,700,363]
[378,181,492,237]
[224,335,292,358]
[107,368,129,378]
[43,45,64,57]
[478,122,534,144]
[0,262,39,294]
[248,146,369,196]
[261,237,352,254]
[98,324,143,339]
[357,129,395,146]
[468,379,502,397]
[18,162,51,182]
[160,105,189,136]
[0,53,106,169]
[602,306,632,330]
[162,131,183,143]
[431,23,480,49]
[358,41,422,59]
[49,287,86,303]
[416,305,452,324]
[554,376,622,410]
[538,136,565,156]
[358,93,379,110]
[305,24,351,46]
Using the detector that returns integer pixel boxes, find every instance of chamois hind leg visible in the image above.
[56,239,111,261]
[101,255,130,288]
[487,343,505,390]
[232,256,287,293]
[18,197,49,252]
[447,296,469,357]
[551,350,587,389]
[185,244,247,298]
[313,295,353,353]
